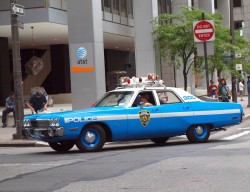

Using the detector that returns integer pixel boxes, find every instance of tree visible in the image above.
[152,6,250,91]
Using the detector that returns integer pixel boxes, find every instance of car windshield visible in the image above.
[94,91,134,107]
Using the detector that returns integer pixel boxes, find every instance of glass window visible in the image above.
[157,91,181,104]
[113,0,119,15]
[234,20,243,30]
[94,91,134,107]
[158,0,171,15]
[133,91,156,107]
[233,0,242,7]
[103,0,112,12]
[214,0,218,9]
[120,0,127,17]
[127,0,133,18]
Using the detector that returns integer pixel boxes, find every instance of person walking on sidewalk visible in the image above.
[2,91,16,128]
[239,79,244,101]
[27,91,48,114]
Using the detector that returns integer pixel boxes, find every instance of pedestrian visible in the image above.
[208,80,218,98]
[26,91,48,114]
[239,79,244,101]
[218,79,230,102]
[2,91,16,128]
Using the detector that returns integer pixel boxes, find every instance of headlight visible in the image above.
[49,118,59,127]
[23,119,31,127]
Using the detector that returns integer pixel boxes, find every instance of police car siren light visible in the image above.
[127,78,131,84]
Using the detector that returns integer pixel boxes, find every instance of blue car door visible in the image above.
[157,91,194,136]
[126,91,162,140]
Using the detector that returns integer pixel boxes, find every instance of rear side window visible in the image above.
[157,91,181,104]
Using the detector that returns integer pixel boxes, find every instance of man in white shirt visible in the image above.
[239,80,244,101]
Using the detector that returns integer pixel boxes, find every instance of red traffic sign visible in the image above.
[193,20,215,42]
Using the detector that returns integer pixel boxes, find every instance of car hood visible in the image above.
[25,106,126,119]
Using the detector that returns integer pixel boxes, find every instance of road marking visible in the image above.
[222,131,250,140]
[238,127,250,130]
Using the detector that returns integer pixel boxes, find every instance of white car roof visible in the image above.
[110,86,202,103]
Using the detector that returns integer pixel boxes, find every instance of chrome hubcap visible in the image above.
[84,131,96,143]
[195,126,204,135]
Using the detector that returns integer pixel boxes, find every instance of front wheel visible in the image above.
[76,124,106,152]
[186,124,210,143]
[151,137,169,145]
[48,141,75,152]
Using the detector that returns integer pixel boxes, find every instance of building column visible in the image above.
[198,0,215,13]
[0,37,11,106]
[133,0,159,77]
[217,0,230,27]
[67,0,105,109]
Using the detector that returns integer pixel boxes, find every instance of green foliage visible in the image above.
[152,6,250,90]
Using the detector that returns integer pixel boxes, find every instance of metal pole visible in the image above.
[10,0,25,139]
[230,0,237,103]
[202,12,210,96]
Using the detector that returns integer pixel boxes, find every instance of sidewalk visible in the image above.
[0,97,250,147]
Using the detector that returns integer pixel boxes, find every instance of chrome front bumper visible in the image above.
[25,127,65,139]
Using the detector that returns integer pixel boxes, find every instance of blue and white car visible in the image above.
[24,75,244,152]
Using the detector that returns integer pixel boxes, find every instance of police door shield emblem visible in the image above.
[139,110,150,127]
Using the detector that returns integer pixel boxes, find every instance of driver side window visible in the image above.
[132,91,156,107]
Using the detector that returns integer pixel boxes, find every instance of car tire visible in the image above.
[48,141,75,152]
[186,124,210,143]
[151,137,169,145]
[76,124,106,152]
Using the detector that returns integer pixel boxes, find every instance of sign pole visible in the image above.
[10,0,25,139]
[201,12,210,96]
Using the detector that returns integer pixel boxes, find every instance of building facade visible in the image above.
[0,0,249,108]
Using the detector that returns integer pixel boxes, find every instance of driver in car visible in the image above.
[140,94,153,106]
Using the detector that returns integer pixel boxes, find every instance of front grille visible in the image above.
[30,120,50,127]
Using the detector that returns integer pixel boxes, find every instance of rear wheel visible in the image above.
[186,124,210,143]
[151,137,169,145]
[76,124,106,152]
[48,141,75,152]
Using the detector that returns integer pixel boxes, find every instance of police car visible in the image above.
[24,74,244,152]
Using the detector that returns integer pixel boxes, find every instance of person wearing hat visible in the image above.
[27,92,48,114]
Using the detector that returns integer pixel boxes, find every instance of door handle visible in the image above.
[183,106,189,109]
[152,108,159,112]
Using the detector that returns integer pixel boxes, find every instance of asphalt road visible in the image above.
[1,120,250,192]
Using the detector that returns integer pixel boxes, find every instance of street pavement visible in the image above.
[0,96,249,147]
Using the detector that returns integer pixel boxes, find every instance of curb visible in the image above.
[0,140,49,147]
